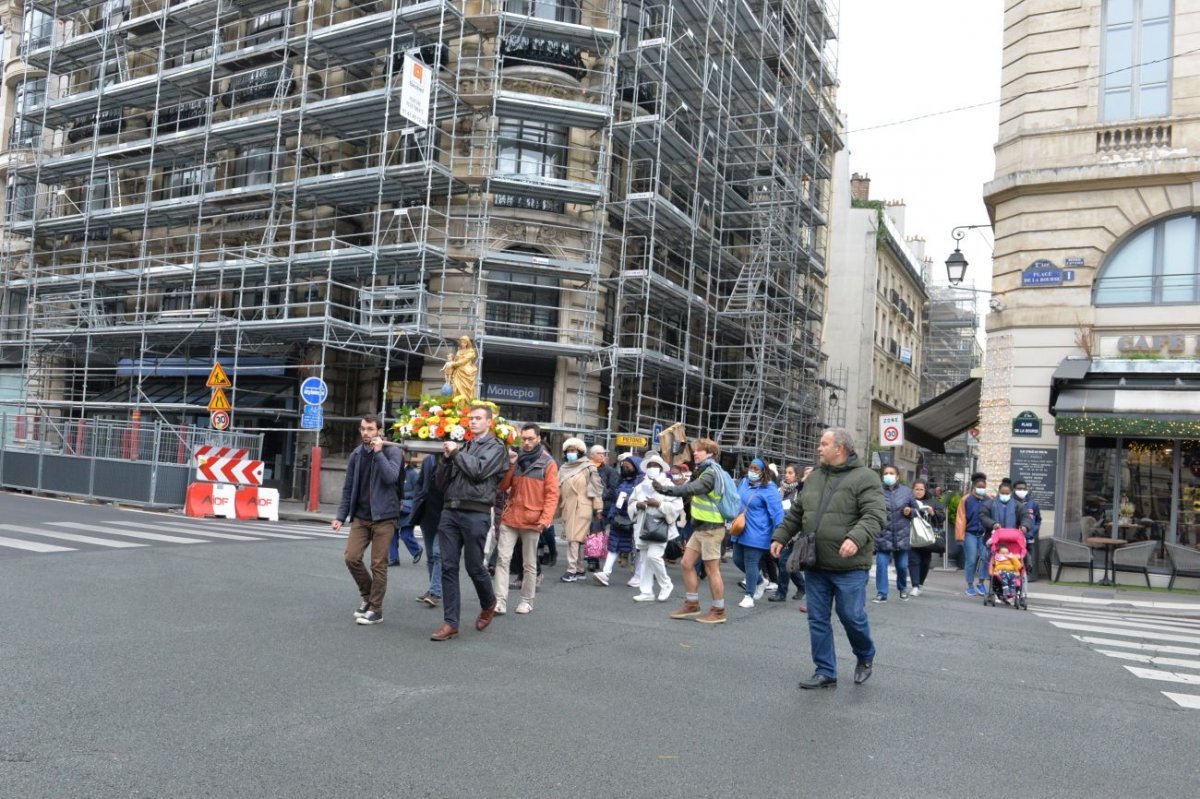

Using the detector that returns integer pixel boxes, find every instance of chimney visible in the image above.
[850,172,871,202]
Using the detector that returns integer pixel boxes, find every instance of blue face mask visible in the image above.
[882,474,897,487]
[565,452,579,462]
[999,493,1012,504]
[974,487,987,496]
[748,472,761,483]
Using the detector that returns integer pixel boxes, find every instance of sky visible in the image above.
[835,1,1005,295]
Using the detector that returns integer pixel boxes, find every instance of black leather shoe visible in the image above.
[798,673,837,690]
[854,661,873,685]
[767,594,787,602]
[412,551,423,565]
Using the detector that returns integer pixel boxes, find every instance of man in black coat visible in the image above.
[411,452,446,607]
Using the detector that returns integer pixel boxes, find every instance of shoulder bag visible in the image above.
[909,509,937,548]
[638,513,671,543]
[786,472,852,573]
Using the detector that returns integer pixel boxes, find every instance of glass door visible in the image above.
[1120,439,1174,544]
[1179,440,1200,547]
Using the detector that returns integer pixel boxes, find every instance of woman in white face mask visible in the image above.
[627,453,683,602]
[906,480,946,596]
[873,465,919,604]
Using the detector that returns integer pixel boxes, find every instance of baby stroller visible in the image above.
[983,528,1028,610]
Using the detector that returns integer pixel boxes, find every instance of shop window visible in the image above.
[496,119,568,180]
[486,268,560,341]
[1101,0,1172,121]
[1094,213,1200,305]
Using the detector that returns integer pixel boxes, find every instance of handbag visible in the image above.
[639,514,671,543]
[786,472,851,573]
[909,511,937,548]
[584,519,608,558]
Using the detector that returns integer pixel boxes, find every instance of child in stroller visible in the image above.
[985,528,1028,610]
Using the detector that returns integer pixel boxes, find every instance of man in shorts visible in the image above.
[656,438,727,624]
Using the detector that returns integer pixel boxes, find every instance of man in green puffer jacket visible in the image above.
[770,428,886,690]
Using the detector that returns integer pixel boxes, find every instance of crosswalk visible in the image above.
[1034,605,1200,710]
[0,514,341,558]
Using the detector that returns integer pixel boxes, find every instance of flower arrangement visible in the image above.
[390,393,518,446]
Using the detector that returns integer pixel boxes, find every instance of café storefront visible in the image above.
[1050,344,1200,562]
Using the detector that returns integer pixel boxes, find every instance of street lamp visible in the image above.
[944,225,991,286]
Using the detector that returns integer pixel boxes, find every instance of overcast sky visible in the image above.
[835,1,1005,294]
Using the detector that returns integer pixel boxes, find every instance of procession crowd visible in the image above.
[332,407,1044,687]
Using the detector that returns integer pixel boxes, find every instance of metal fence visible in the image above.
[0,414,263,507]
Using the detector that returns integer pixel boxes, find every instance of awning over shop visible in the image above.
[1050,357,1200,437]
[87,378,295,412]
[903,377,981,454]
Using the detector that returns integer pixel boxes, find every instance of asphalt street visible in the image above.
[1,490,1197,798]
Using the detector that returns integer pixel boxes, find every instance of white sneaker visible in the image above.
[591,572,610,586]
[738,595,755,609]
[657,583,674,602]
[633,593,656,602]
[753,583,767,600]
[910,586,921,597]
[494,601,507,616]
[515,601,532,614]
[627,577,640,588]
[764,582,778,593]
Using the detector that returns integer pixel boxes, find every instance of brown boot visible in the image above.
[696,605,727,624]
[669,599,702,619]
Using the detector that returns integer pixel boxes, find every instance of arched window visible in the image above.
[1094,213,1200,305]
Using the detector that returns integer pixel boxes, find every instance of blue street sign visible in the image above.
[652,423,663,448]
[301,404,324,430]
[300,376,328,405]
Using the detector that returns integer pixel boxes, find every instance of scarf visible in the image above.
[517,446,543,472]
[558,457,593,488]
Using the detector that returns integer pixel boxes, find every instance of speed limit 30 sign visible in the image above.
[879,413,904,448]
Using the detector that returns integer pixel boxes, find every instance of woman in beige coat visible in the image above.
[557,436,603,582]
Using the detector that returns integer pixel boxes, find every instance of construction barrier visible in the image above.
[235,487,280,522]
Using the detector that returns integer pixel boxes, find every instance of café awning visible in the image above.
[1050,357,1200,437]
[903,377,981,454]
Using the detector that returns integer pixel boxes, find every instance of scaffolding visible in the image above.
[602,0,840,464]
[0,0,836,477]
[921,283,981,488]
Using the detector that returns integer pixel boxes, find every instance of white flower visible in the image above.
[449,425,466,441]
[495,424,511,440]
[428,405,443,415]
[399,424,413,437]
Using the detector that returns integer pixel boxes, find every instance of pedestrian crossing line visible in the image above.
[107,520,267,542]
[1043,620,1200,646]
[154,518,340,538]
[1123,665,1200,685]
[1162,692,1200,709]
[50,522,211,545]
[0,535,74,553]
[1035,610,1200,635]
[1094,649,1200,670]
[1034,606,1200,629]
[0,524,149,549]
[152,520,322,540]
[1072,635,1200,657]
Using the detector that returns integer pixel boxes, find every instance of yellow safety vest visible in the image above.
[690,463,725,525]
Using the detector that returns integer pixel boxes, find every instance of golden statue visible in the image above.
[442,336,478,400]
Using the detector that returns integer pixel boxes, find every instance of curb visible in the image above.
[1025,590,1200,614]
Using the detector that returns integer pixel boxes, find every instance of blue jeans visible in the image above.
[804,568,876,679]
[776,543,806,597]
[731,542,766,596]
[874,550,909,597]
[424,531,442,598]
[389,524,421,562]
[962,533,988,586]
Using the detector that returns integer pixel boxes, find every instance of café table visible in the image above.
[1085,536,1128,585]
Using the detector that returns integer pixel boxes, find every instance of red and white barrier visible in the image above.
[234,487,280,521]
[211,483,237,519]
[196,456,264,486]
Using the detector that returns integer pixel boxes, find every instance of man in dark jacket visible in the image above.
[770,428,886,689]
[389,457,423,566]
[332,414,405,626]
[411,453,445,607]
[1013,479,1043,580]
[955,472,994,597]
[429,405,510,641]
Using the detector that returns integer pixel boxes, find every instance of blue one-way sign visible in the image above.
[300,376,328,405]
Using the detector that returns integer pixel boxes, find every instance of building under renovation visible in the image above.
[0,0,841,491]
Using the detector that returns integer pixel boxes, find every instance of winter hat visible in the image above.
[641,453,670,473]
[562,437,587,454]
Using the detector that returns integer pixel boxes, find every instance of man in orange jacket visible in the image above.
[492,423,559,615]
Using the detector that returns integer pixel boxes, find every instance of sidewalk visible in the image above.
[918,565,1200,615]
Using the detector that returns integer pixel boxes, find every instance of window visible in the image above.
[503,0,580,24]
[86,173,109,212]
[1094,213,1200,305]
[164,165,216,199]
[10,79,46,148]
[246,9,288,44]
[6,178,37,222]
[234,147,274,188]
[486,268,560,341]
[22,9,52,50]
[1101,0,1172,121]
[496,119,568,179]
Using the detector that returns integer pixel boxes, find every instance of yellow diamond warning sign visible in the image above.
[208,387,232,412]
[206,362,232,388]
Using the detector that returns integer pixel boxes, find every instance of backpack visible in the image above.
[708,462,742,522]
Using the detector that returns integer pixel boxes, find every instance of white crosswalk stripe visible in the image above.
[1035,606,1200,709]
[0,514,342,559]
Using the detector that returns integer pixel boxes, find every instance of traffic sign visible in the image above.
[652,423,663,448]
[301,404,324,430]
[208,387,232,412]
[879,413,904,448]
[196,456,264,486]
[210,410,231,431]
[300,376,328,405]
[615,434,648,448]
[206,362,232,388]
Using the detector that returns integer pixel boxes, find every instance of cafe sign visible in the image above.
[1116,332,1200,356]
[1012,410,1042,437]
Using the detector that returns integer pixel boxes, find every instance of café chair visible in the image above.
[1111,541,1156,588]
[1049,537,1094,584]
[1165,543,1200,591]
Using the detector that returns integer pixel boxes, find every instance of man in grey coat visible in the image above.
[333,414,405,626]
